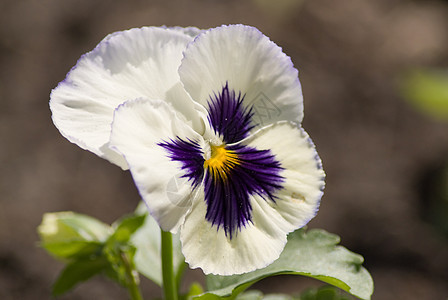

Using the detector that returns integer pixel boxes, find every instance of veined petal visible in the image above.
[110,98,204,232]
[205,83,254,144]
[50,27,202,168]
[245,121,325,232]
[180,121,324,275]
[179,24,304,130]
[180,192,287,275]
[202,142,284,238]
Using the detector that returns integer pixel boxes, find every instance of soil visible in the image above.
[0,0,447,299]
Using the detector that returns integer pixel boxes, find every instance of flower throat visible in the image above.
[204,145,240,181]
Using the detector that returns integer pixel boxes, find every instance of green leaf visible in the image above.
[400,68,448,120]
[52,256,109,296]
[110,213,147,244]
[103,211,147,287]
[236,290,264,300]
[42,240,104,259]
[236,290,292,300]
[40,210,146,296]
[300,285,353,300]
[103,243,138,287]
[199,229,373,300]
[38,212,111,259]
[182,282,205,299]
[131,202,185,287]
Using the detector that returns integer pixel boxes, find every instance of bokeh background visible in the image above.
[1,0,448,299]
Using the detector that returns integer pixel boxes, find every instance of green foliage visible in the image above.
[39,206,373,300]
[400,68,448,120]
[197,229,373,300]
[182,282,205,299]
[236,290,291,300]
[299,286,353,300]
[195,286,353,300]
[131,202,186,288]
[111,214,147,243]
[38,212,110,259]
[38,211,147,296]
[52,256,109,296]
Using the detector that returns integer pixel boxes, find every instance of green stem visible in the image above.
[121,252,143,300]
[161,230,178,300]
[175,261,187,293]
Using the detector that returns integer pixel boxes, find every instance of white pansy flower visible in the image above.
[50,24,325,275]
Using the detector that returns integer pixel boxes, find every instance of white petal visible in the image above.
[179,24,304,129]
[110,98,204,232]
[180,192,288,275]
[245,121,325,231]
[180,122,324,275]
[50,27,201,168]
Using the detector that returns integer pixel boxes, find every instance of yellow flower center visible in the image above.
[204,145,240,180]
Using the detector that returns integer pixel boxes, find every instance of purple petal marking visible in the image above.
[158,83,284,239]
[158,138,204,188]
[207,83,254,144]
[204,144,284,238]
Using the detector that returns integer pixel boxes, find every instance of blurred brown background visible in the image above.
[1,0,448,299]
